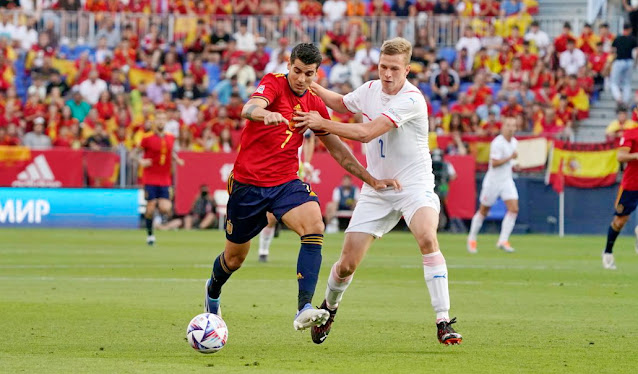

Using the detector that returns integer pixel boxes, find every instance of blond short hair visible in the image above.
[380,37,412,65]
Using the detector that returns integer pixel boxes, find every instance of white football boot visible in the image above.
[602,252,617,270]
[293,303,329,331]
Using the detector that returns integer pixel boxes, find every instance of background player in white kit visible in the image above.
[467,117,519,254]
[294,37,463,345]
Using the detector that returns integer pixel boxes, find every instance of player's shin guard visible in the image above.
[468,212,485,241]
[259,226,275,256]
[498,212,518,244]
[605,223,621,254]
[297,234,323,310]
[145,215,153,236]
[423,251,450,322]
[325,263,353,310]
[208,252,235,299]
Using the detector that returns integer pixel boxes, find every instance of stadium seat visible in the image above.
[213,190,230,230]
[437,47,456,65]
[419,82,432,98]
[489,82,502,98]
[429,100,441,115]
[459,82,472,93]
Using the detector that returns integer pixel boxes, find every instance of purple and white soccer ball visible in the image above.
[186,313,228,354]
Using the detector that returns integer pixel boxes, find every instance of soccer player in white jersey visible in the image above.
[293,37,462,345]
[467,117,519,254]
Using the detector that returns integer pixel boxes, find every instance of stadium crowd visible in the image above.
[0,0,636,156]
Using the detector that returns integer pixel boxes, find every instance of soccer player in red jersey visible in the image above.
[204,44,399,334]
[135,111,184,245]
[603,127,638,269]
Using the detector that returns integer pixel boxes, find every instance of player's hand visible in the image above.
[264,112,289,126]
[370,178,402,192]
[293,111,324,130]
[139,158,152,168]
[176,158,185,167]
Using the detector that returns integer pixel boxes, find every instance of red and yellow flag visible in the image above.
[547,141,618,188]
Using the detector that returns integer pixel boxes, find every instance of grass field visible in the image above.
[1,228,638,373]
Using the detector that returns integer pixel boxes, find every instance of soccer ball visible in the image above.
[186,313,228,354]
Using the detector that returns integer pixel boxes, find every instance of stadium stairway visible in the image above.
[575,69,638,142]
[537,0,587,18]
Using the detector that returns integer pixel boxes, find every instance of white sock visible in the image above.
[325,263,353,309]
[423,251,450,322]
[468,212,485,241]
[258,226,275,256]
[498,212,517,244]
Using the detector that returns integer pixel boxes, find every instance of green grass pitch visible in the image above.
[1,228,637,373]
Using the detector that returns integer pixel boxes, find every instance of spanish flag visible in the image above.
[547,141,618,188]
[0,146,32,186]
[128,68,155,88]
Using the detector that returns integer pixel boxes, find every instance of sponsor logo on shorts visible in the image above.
[226,219,233,235]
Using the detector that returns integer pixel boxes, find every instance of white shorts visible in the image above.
[479,178,518,207]
[345,186,440,238]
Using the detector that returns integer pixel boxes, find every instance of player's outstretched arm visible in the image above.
[320,134,401,191]
[310,82,349,114]
[293,111,395,143]
[241,97,289,126]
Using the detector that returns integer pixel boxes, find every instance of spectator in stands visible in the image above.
[226,55,256,88]
[354,38,380,71]
[85,122,112,150]
[433,0,456,15]
[325,174,359,233]
[213,75,247,105]
[323,0,347,26]
[23,118,51,148]
[78,69,108,105]
[28,76,47,101]
[515,82,535,107]
[610,23,638,106]
[559,39,586,76]
[466,71,492,106]
[233,22,256,53]
[265,51,289,75]
[554,22,576,56]
[501,57,528,95]
[66,90,91,122]
[329,52,365,88]
[183,184,217,230]
[219,127,234,153]
[482,24,503,57]
[456,26,481,68]
[623,0,638,38]
[606,105,637,140]
[391,0,413,16]
[248,37,270,79]
[476,93,500,121]
[95,18,120,49]
[430,59,460,101]
[598,23,615,53]
[210,21,231,54]
[589,41,611,93]
[174,74,204,101]
[524,21,550,57]
[454,48,473,83]
[0,124,20,145]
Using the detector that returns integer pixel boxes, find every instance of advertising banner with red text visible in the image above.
[175,151,476,219]
[0,147,83,187]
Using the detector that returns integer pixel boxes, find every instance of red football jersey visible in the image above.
[233,73,330,187]
[140,132,175,186]
[619,128,638,190]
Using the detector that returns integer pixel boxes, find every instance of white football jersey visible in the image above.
[484,134,517,183]
[342,80,433,189]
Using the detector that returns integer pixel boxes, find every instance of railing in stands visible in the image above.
[4,11,627,49]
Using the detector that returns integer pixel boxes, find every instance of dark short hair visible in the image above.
[290,43,323,68]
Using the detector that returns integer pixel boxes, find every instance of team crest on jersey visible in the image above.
[256,85,265,94]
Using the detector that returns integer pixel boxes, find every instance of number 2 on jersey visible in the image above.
[281,130,294,148]
[379,139,386,158]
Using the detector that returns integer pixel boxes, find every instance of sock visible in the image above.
[297,234,323,310]
[605,224,620,254]
[259,226,275,256]
[145,216,153,236]
[325,263,353,310]
[498,212,518,243]
[423,251,450,322]
[468,212,485,241]
[207,252,236,299]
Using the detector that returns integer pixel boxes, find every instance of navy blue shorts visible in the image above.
[225,176,320,244]
[615,188,638,216]
[145,185,171,201]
